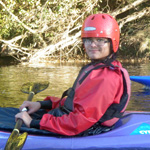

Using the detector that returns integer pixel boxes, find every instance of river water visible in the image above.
[0,58,150,111]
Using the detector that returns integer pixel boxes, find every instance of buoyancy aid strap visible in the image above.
[99,69,129,123]
[58,88,72,107]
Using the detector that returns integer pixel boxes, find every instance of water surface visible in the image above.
[0,60,150,111]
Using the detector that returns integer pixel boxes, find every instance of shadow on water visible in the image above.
[124,62,150,111]
[0,56,19,66]
[0,56,150,111]
[130,88,150,111]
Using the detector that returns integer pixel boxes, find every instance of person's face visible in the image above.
[83,38,111,60]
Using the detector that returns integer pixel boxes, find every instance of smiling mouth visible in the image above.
[90,49,102,52]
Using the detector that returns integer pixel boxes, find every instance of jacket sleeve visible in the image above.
[39,68,123,136]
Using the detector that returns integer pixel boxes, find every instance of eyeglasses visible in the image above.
[83,38,110,46]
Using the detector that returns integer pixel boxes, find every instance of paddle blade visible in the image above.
[5,129,28,150]
[21,81,49,94]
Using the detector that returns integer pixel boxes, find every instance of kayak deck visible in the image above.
[0,112,150,150]
[130,76,150,87]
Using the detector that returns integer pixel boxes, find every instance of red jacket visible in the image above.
[40,61,130,135]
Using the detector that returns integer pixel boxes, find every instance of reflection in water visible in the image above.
[130,90,150,111]
[0,61,150,111]
[124,62,150,111]
[0,63,81,108]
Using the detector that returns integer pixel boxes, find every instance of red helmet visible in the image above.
[81,14,120,52]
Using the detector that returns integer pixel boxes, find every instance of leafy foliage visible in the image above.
[0,0,150,63]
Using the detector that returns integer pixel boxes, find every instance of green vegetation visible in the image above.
[0,0,150,64]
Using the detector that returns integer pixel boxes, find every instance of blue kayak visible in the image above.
[130,76,150,86]
[0,109,150,149]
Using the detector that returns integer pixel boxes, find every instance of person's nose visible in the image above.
[91,40,97,47]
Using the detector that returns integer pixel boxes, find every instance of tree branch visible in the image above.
[0,1,47,47]
[119,7,150,29]
[112,0,149,17]
[29,31,81,63]
[0,1,37,34]
[0,38,33,56]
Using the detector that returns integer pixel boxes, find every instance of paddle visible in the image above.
[4,81,49,150]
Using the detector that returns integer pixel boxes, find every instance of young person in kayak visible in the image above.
[16,13,131,136]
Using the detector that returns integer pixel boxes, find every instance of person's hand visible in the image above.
[19,101,41,114]
[15,111,32,127]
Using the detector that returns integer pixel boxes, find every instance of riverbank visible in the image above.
[0,55,150,67]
